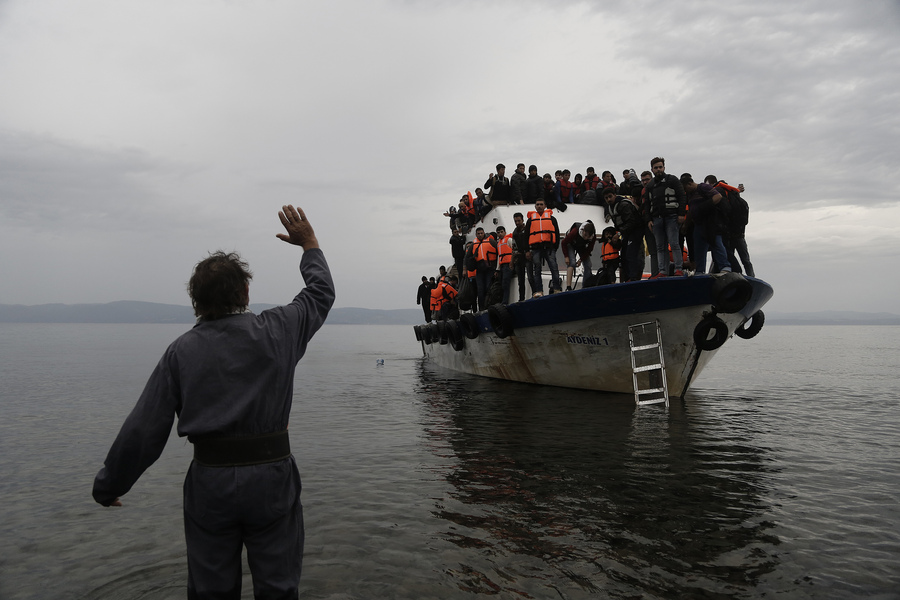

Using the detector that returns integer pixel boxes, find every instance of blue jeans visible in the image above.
[652,215,683,275]
[693,229,732,274]
[565,245,593,280]
[531,245,560,294]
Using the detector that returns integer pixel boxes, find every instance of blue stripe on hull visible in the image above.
[471,275,773,332]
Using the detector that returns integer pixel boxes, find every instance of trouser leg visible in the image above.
[710,234,732,273]
[735,234,755,276]
[693,228,710,273]
[244,497,304,600]
[514,258,526,301]
[665,216,683,271]
[184,464,243,600]
[581,255,593,280]
[652,217,668,275]
[531,251,543,294]
[546,249,561,291]
[500,264,513,304]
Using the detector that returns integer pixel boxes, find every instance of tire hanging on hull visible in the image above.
[735,310,765,339]
[487,304,515,338]
[459,313,480,339]
[693,315,728,351]
[711,272,753,313]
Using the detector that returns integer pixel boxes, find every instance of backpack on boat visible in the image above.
[456,277,476,312]
[715,181,748,229]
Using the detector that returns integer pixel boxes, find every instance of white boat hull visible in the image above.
[416,275,773,396]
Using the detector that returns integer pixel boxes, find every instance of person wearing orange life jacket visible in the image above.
[430,275,458,321]
[524,199,561,297]
[495,225,516,304]
[553,169,577,208]
[471,227,498,311]
[599,227,622,285]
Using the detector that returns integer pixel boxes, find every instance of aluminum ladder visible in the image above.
[628,320,669,406]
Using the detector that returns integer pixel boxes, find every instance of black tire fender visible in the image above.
[488,304,515,338]
[413,325,423,342]
[693,315,728,351]
[735,310,765,339]
[437,321,449,345]
[459,313,480,339]
[422,324,434,345]
[711,272,753,314]
[446,320,465,351]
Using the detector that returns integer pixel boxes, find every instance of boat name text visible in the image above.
[565,333,609,346]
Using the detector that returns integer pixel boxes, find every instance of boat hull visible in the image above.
[417,274,773,395]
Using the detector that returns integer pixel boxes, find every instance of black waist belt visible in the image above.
[191,431,291,467]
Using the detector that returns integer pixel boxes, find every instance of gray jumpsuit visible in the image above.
[93,248,335,599]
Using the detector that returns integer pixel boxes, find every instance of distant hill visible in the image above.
[765,310,900,326]
[0,302,423,325]
[0,303,897,326]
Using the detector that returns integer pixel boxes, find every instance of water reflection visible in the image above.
[417,359,780,598]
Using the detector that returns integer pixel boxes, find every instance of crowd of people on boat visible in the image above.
[418,157,755,322]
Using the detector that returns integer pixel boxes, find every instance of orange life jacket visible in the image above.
[498,233,513,265]
[430,281,456,310]
[430,285,443,311]
[472,237,497,263]
[602,242,619,262]
[527,209,556,246]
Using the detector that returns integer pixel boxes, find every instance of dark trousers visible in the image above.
[476,269,494,311]
[622,230,643,281]
[184,458,304,600]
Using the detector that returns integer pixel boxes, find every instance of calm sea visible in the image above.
[0,322,897,599]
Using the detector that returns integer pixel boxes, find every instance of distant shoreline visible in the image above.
[1,302,898,326]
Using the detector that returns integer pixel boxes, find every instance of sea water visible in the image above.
[0,323,897,599]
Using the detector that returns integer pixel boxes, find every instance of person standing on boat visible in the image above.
[92,205,334,599]
[524,199,561,297]
[681,174,732,275]
[644,157,687,277]
[496,225,515,304]
[525,165,543,205]
[449,229,466,279]
[417,275,433,323]
[705,175,755,277]
[510,163,528,205]
[471,226,498,310]
[511,212,533,302]
[605,188,644,282]
[484,164,511,206]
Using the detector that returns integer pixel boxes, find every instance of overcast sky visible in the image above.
[1,0,898,314]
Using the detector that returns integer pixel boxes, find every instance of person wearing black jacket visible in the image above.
[644,157,686,277]
[682,174,732,274]
[449,229,466,278]
[525,165,543,205]
[484,164,511,206]
[511,212,533,301]
[605,188,644,282]
[416,276,433,323]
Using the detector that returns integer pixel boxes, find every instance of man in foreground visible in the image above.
[92,205,335,599]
